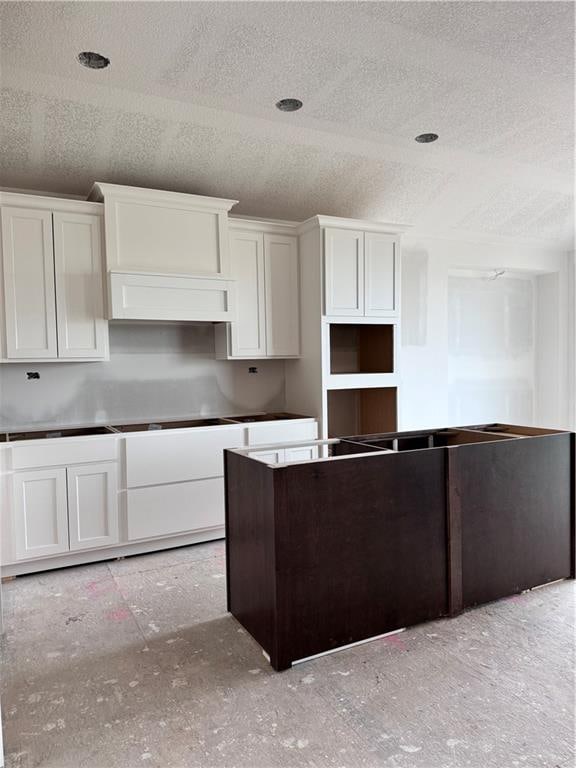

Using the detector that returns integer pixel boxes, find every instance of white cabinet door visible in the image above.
[264,234,299,356]
[249,449,285,464]
[284,445,319,462]
[324,228,364,316]
[53,212,108,358]
[1,207,58,358]
[67,463,119,551]
[230,230,266,356]
[13,468,68,560]
[364,232,397,317]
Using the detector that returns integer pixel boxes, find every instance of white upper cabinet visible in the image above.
[324,228,364,316]
[264,234,299,356]
[215,225,300,359]
[324,227,398,318]
[1,207,58,358]
[53,212,108,358]
[0,196,108,362]
[364,232,397,316]
[90,183,237,277]
[228,230,267,357]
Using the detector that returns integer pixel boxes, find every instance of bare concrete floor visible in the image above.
[1,540,574,768]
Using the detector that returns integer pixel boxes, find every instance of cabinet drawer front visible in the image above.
[247,420,318,446]
[127,477,224,541]
[12,438,118,470]
[109,272,235,322]
[126,426,243,488]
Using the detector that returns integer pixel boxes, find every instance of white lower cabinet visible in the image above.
[67,463,119,550]
[250,449,285,465]
[13,468,69,560]
[284,445,319,462]
[251,445,319,464]
[3,419,318,573]
[12,461,119,561]
[127,477,224,541]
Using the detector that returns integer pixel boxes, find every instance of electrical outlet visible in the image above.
[248,366,258,374]
[26,372,40,380]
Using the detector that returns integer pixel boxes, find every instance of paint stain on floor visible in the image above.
[1,540,574,768]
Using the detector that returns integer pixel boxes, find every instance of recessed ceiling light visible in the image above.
[276,98,303,112]
[78,51,110,70]
[415,133,439,143]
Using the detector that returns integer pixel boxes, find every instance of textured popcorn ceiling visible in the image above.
[0,1,573,248]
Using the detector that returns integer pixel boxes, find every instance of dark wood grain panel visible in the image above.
[454,434,573,607]
[225,451,277,656]
[272,449,448,664]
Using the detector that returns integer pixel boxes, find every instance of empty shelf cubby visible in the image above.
[327,387,397,438]
[329,323,394,375]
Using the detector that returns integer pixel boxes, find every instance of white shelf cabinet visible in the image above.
[215,227,300,359]
[0,198,108,361]
[324,227,398,318]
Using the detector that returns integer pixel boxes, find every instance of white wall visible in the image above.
[400,236,572,430]
[0,324,286,431]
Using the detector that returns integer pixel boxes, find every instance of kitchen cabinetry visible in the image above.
[13,468,69,560]
[108,272,235,322]
[67,463,118,550]
[90,183,237,277]
[0,196,108,361]
[324,227,398,317]
[226,424,574,670]
[250,445,318,464]
[12,460,119,561]
[215,224,300,359]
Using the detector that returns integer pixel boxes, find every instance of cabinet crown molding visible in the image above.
[0,191,102,215]
[297,215,411,236]
[229,216,299,236]
[88,182,238,213]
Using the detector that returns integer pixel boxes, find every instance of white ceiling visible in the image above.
[0,1,574,248]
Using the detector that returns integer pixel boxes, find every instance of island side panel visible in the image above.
[224,451,277,658]
[454,433,573,608]
[272,449,449,666]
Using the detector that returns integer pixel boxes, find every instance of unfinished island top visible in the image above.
[224,423,575,670]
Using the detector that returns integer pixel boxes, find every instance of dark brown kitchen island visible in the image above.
[224,424,575,670]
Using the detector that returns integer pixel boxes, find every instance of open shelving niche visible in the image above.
[327,387,398,438]
[328,323,395,375]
